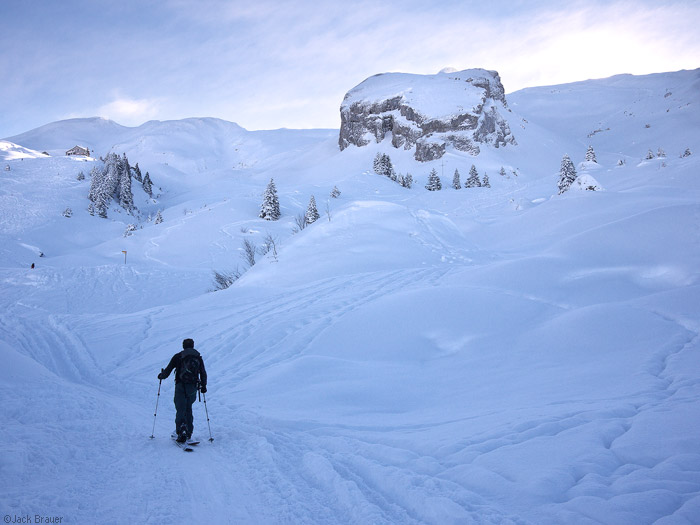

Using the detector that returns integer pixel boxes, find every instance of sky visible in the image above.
[1,0,699,138]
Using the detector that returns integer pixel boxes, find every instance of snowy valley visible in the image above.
[1,67,700,524]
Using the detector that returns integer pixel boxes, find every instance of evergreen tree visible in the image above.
[330,186,341,198]
[118,154,134,213]
[77,171,85,181]
[558,154,577,194]
[154,210,164,224]
[62,207,73,218]
[133,163,143,183]
[142,172,153,197]
[305,195,320,224]
[681,147,692,158]
[645,149,655,160]
[482,173,490,188]
[87,165,110,218]
[452,169,461,189]
[585,145,597,163]
[259,178,281,221]
[657,147,666,158]
[466,165,481,188]
[402,173,413,189]
[373,153,383,175]
[425,168,442,191]
[373,153,394,178]
[499,167,507,177]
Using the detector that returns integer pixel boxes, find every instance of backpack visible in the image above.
[178,349,201,384]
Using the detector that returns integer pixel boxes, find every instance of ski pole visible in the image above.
[150,370,163,439]
[202,391,214,442]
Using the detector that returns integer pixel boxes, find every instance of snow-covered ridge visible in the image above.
[0,140,48,160]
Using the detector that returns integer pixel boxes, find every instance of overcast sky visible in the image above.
[1,0,699,138]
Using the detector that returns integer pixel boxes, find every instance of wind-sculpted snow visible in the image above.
[1,69,700,523]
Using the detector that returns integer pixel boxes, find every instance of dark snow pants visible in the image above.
[174,382,198,437]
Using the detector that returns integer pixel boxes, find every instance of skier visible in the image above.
[158,338,207,443]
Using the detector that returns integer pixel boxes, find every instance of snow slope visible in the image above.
[1,69,700,524]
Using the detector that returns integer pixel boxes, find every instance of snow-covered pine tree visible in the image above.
[657,147,666,158]
[373,153,383,175]
[681,148,692,158]
[154,210,163,224]
[383,154,395,179]
[402,173,413,189]
[558,154,577,194]
[645,149,655,160]
[499,167,507,177]
[373,153,395,178]
[62,207,72,218]
[466,165,481,188]
[330,186,341,198]
[306,195,320,224]
[142,172,153,197]
[482,173,490,188]
[117,154,134,213]
[87,165,110,218]
[259,178,281,220]
[77,171,85,181]
[452,169,461,189]
[585,145,597,163]
[132,163,143,183]
[425,168,442,191]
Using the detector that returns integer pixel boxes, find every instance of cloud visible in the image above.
[97,96,162,126]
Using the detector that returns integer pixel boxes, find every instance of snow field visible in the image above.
[1,69,700,523]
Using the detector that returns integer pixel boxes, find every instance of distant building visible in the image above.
[66,145,90,157]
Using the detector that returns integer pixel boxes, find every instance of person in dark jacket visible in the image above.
[158,338,207,442]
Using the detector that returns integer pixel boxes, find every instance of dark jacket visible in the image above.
[160,348,207,387]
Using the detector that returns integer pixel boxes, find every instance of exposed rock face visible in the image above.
[339,69,516,161]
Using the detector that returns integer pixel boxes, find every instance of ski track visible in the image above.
[3,259,700,523]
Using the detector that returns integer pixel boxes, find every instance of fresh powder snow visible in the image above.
[1,68,700,524]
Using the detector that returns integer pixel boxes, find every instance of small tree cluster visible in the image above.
[154,210,164,224]
[558,154,577,194]
[123,223,137,237]
[88,152,136,218]
[373,153,395,179]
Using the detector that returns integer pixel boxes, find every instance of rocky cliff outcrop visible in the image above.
[339,68,516,161]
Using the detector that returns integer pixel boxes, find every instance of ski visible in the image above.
[171,434,194,452]
[174,440,194,452]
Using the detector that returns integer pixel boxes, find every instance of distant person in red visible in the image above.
[158,339,207,442]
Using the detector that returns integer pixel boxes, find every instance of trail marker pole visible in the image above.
[122,250,127,264]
